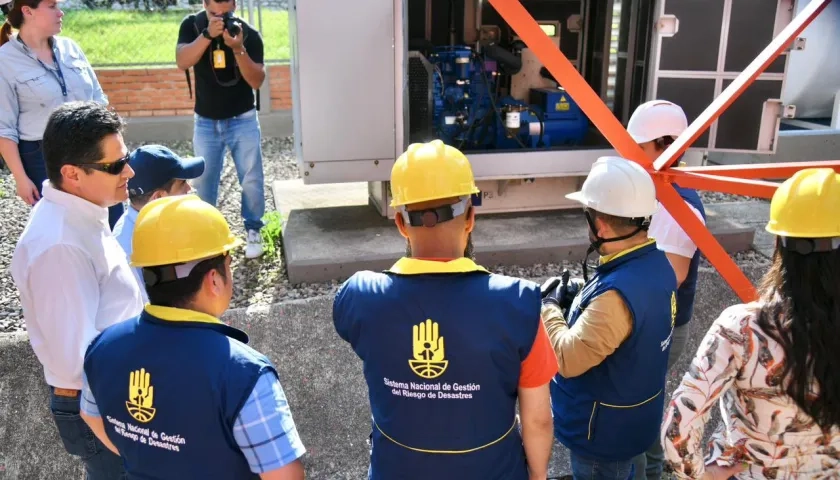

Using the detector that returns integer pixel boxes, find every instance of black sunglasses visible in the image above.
[76,153,130,175]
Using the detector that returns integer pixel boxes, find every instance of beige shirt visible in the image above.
[541,289,633,378]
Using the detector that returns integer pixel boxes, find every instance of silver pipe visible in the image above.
[257,0,263,34]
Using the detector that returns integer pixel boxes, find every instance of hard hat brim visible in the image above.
[765,225,839,238]
[628,132,655,144]
[130,236,245,268]
[566,190,659,218]
[565,190,589,206]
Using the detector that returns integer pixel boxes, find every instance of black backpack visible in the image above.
[184,11,261,111]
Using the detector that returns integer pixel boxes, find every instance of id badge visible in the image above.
[213,49,226,69]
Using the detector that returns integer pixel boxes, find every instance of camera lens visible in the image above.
[224,14,242,36]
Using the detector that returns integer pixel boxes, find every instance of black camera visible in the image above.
[221,12,242,37]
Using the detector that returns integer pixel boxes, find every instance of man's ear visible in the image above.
[201,268,221,297]
[395,210,409,240]
[150,189,166,202]
[59,164,83,186]
[465,204,476,234]
[592,215,611,238]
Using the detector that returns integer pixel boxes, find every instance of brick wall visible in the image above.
[95,64,292,118]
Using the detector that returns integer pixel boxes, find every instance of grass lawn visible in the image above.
[61,9,290,66]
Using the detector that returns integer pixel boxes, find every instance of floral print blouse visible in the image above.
[661,302,840,479]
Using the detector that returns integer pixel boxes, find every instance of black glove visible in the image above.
[540,269,585,316]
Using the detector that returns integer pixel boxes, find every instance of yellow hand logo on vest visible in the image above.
[671,292,677,328]
[409,319,449,379]
[126,368,156,423]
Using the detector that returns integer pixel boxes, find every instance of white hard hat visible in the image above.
[627,100,688,143]
[566,156,659,218]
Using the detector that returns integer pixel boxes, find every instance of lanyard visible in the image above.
[18,37,68,97]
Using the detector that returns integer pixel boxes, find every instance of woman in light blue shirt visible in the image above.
[0,0,124,227]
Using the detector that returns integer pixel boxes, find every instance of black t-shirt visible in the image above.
[178,12,265,120]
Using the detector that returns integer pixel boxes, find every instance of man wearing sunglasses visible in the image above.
[10,101,144,480]
[113,144,206,303]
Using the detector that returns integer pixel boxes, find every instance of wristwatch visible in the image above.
[202,28,212,40]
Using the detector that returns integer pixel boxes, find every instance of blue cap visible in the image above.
[128,145,205,196]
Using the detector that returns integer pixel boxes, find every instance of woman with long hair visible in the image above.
[0,0,124,227]
[662,167,840,479]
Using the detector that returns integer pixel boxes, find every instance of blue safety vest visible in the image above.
[673,185,706,327]
[333,257,543,480]
[551,240,676,462]
[83,305,274,479]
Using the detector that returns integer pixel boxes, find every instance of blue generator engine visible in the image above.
[495,88,590,149]
[420,44,589,150]
[429,45,497,149]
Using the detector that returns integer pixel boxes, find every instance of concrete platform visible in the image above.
[280,202,757,285]
[705,201,774,257]
[272,178,369,220]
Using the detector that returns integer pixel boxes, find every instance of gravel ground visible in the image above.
[0,137,772,333]
[699,190,769,204]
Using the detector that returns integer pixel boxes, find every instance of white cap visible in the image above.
[566,156,659,218]
[0,0,12,6]
[627,100,688,143]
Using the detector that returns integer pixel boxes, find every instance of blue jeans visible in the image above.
[19,140,124,230]
[49,388,126,480]
[571,451,635,480]
[191,109,265,232]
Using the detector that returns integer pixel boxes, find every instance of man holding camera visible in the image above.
[540,156,677,480]
[175,0,266,259]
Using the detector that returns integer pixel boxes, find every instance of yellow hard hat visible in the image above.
[390,140,480,207]
[766,168,840,238]
[130,194,244,268]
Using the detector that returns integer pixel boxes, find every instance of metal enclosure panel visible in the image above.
[289,0,397,166]
[657,0,724,72]
[716,79,784,150]
[724,0,785,73]
[655,78,716,148]
[648,0,793,153]
[300,147,707,184]
[288,0,304,175]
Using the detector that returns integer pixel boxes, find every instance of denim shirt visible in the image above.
[0,34,108,143]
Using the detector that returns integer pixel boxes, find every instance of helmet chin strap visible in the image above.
[581,210,651,282]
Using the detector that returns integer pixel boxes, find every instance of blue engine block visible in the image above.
[430,46,498,149]
[427,45,589,150]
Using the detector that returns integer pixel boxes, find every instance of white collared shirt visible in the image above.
[11,181,144,390]
[648,200,705,259]
[112,206,148,304]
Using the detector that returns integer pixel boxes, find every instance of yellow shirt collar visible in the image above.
[144,304,222,325]
[599,238,657,265]
[387,257,489,275]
